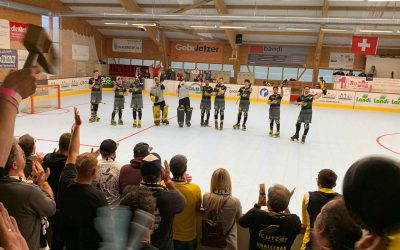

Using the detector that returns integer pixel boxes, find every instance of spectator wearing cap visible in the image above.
[301,169,340,250]
[170,155,201,250]
[312,198,362,250]
[202,168,242,250]
[59,108,109,250]
[239,184,300,250]
[119,142,151,193]
[124,153,185,250]
[92,139,123,206]
[343,156,400,250]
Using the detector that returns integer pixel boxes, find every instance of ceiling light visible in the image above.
[321,28,349,32]
[359,29,393,33]
[286,27,313,31]
[219,26,247,29]
[104,22,128,25]
[131,23,157,27]
[190,25,217,29]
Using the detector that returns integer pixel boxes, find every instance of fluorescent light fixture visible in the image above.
[286,27,313,31]
[190,25,217,29]
[321,28,349,32]
[104,22,128,25]
[359,29,393,33]
[131,23,157,27]
[219,25,247,29]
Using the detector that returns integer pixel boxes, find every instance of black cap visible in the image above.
[100,139,118,155]
[134,142,152,158]
[141,153,162,178]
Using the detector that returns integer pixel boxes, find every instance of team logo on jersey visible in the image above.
[260,88,269,97]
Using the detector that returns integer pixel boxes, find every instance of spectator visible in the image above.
[318,77,326,90]
[312,198,362,250]
[358,70,367,77]
[301,169,340,250]
[202,168,242,250]
[192,67,201,82]
[151,63,161,79]
[346,70,355,76]
[368,65,377,77]
[120,186,158,250]
[343,156,400,250]
[119,142,152,192]
[59,108,109,250]
[239,184,301,250]
[42,132,71,249]
[204,70,213,82]
[125,153,185,250]
[184,70,191,82]
[0,139,55,250]
[177,71,183,81]
[143,69,151,79]
[92,139,123,206]
[42,132,71,203]
[170,155,201,250]
[166,66,174,80]
[333,68,345,75]
[0,68,37,170]
[18,134,42,178]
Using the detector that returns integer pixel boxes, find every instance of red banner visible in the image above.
[351,36,378,55]
[9,22,27,42]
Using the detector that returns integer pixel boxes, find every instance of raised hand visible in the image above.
[2,68,39,99]
[162,160,171,182]
[74,107,82,127]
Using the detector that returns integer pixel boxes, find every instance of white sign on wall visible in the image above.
[329,52,355,69]
[112,39,142,53]
[72,44,89,61]
[17,50,29,69]
[0,19,10,49]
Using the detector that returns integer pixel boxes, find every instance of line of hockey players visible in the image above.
[88,70,326,144]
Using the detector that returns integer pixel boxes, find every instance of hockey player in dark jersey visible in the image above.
[111,76,128,125]
[200,80,214,127]
[213,77,227,130]
[291,86,325,144]
[267,86,284,137]
[130,76,144,128]
[88,70,103,122]
[233,79,252,131]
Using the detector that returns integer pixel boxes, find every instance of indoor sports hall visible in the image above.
[1,1,399,250]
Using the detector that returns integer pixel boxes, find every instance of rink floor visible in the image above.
[15,92,400,215]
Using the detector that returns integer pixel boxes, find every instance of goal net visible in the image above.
[20,84,61,114]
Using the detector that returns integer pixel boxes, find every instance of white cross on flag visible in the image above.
[351,36,378,55]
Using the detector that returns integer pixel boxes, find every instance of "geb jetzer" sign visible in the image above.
[171,42,224,63]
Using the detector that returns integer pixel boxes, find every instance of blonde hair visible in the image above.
[76,152,98,179]
[207,168,232,212]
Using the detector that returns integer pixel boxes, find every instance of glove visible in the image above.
[322,89,327,95]
[151,96,157,103]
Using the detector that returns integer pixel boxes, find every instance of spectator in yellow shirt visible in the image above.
[170,155,201,250]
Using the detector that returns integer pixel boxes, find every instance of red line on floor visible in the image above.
[376,133,400,155]
[117,115,178,143]
[35,138,98,148]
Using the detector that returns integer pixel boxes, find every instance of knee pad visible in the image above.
[270,119,274,124]
[304,123,310,129]
[275,119,280,125]
[220,110,224,117]
[244,111,248,118]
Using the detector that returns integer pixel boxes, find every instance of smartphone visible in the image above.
[259,184,267,206]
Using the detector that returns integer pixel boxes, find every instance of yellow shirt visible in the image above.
[388,232,400,250]
[172,180,202,241]
[301,188,336,250]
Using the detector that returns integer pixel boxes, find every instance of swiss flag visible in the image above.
[351,36,378,55]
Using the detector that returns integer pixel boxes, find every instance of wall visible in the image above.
[0,8,41,81]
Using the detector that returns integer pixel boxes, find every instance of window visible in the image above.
[210,64,222,71]
[52,16,59,43]
[223,64,234,77]
[143,60,155,66]
[318,69,334,83]
[240,65,254,72]
[283,68,298,80]
[299,68,313,82]
[108,58,115,64]
[131,59,142,66]
[184,62,195,69]
[119,58,130,65]
[197,63,209,70]
[254,66,267,80]
[268,67,283,80]
[171,61,183,69]
[41,15,50,34]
